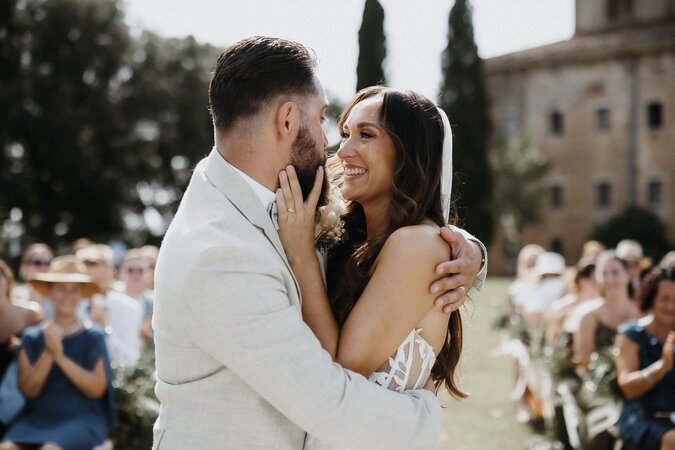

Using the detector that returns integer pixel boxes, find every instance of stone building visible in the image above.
[484,0,675,274]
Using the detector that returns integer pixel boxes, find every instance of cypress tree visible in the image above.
[438,0,493,245]
[356,0,386,91]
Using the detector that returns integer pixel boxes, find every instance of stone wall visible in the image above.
[485,50,675,275]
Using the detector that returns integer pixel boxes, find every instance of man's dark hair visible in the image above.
[209,36,318,132]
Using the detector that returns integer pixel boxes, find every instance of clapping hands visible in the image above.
[43,322,64,361]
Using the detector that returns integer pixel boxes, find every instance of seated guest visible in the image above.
[76,244,143,368]
[616,267,675,450]
[139,245,158,295]
[661,251,675,270]
[14,244,53,319]
[139,245,158,340]
[522,251,567,339]
[508,244,545,316]
[546,262,599,344]
[118,249,153,341]
[0,260,42,436]
[0,256,114,450]
[580,240,605,262]
[574,251,639,368]
[68,238,94,256]
[0,260,43,382]
[616,240,647,300]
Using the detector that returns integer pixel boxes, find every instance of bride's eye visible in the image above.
[360,131,373,139]
[340,131,350,141]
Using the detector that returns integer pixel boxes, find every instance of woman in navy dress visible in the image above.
[616,267,675,450]
[0,256,114,450]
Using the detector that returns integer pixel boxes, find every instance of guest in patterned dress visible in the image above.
[616,267,675,450]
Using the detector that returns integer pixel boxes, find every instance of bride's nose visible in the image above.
[336,140,355,160]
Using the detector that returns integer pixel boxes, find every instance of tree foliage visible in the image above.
[356,0,386,91]
[0,0,218,259]
[438,0,493,245]
[590,206,672,262]
[490,134,550,257]
[0,0,133,246]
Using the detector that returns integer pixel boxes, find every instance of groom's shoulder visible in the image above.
[168,168,245,239]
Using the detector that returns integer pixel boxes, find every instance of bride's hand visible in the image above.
[276,165,323,265]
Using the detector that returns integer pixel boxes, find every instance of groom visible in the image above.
[152,36,487,449]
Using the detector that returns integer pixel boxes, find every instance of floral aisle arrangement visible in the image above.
[111,345,159,449]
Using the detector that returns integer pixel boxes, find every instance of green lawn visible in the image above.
[437,277,538,450]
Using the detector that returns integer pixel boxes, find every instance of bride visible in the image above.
[276,86,467,448]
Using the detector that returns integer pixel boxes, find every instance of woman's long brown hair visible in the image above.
[326,86,466,399]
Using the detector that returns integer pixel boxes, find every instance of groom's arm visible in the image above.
[185,245,442,450]
[430,227,488,313]
[446,225,488,292]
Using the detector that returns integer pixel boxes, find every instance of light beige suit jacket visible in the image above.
[152,149,442,449]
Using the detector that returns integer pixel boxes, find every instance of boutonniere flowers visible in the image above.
[314,188,348,254]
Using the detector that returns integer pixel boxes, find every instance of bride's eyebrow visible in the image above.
[356,122,378,128]
[342,121,380,132]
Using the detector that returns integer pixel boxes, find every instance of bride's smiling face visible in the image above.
[337,95,397,209]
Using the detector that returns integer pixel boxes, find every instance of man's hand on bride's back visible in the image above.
[429,227,482,313]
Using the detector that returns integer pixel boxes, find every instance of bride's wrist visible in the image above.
[286,250,317,267]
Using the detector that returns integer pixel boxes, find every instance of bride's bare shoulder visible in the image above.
[378,222,449,267]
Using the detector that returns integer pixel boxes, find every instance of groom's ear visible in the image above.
[275,101,299,142]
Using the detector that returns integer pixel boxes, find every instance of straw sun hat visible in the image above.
[29,255,101,298]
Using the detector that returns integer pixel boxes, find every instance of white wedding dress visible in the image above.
[304,328,437,450]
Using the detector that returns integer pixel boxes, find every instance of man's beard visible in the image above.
[289,125,329,207]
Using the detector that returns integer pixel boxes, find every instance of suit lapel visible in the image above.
[203,149,302,303]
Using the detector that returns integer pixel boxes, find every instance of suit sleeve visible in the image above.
[184,246,442,450]
[449,225,488,293]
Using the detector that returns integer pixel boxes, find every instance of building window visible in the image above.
[550,185,564,210]
[648,180,662,206]
[596,182,612,208]
[550,111,564,136]
[551,237,564,256]
[648,102,663,130]
[607,0,633,20]
[595,108,611,132]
